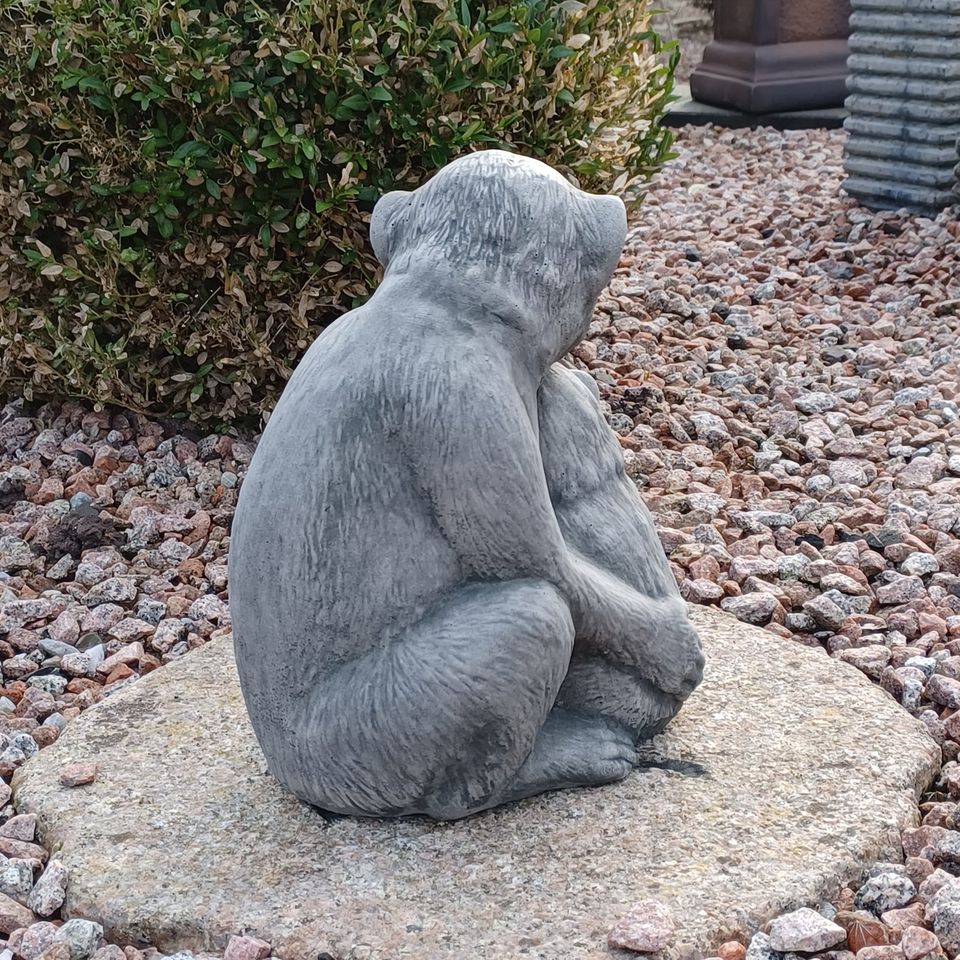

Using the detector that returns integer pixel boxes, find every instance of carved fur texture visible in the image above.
[230,150,704,820]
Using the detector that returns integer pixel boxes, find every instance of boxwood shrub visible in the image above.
[0,0,678,423]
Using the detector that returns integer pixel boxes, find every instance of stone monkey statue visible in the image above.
[230,150,704,820]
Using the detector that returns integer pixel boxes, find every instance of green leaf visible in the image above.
[205,179,221,199]
[230,81,255,98]
[171,140,207,162]
[154,213,174,239]
[283,50,310,64]
[491,21,517,33]
[78,76,106,94]
[241,152,258,174]
[259,224,271,248]
[295,211,310,229]
[368,86,392,102]
[341,94,367,110]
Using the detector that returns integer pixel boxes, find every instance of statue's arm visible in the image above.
[536,364,703,697]
[399,364,571,583]
[400,364,698,697]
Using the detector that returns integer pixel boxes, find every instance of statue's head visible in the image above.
[370,150,627,361]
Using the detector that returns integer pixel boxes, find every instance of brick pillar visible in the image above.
[690,0,851,113]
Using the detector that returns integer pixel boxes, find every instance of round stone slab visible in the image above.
[13,606,937,960]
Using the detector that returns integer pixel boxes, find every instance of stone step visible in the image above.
[844,175,959,211]
[844,114,960,145]
[846,135,960,166]
[846,73,960,101]
[849,33,960,58]
[845,93,960,124]
[847,54,960,82]
[851,0,960,12]
[844,154,958,188]
[10,606,940,960]
[850,11,960,37]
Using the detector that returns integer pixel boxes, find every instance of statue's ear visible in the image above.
[370,190,412,267]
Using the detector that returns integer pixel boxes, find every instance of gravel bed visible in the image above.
[0,123,959,957]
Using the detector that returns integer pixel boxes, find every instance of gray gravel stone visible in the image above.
[803,595,847,631]
[83,578,136,607]
[28,859,68,917]
[928,877,960,954]
[746,932,779,960]
[902,554,940,578]
[720,593,779,625]
[795,393,838,415]
[854,871,916,915]
[0,858,34,904]
[0,537,33,571]
[52,919,103,960]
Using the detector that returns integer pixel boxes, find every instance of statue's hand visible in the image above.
[563,557,704,700]
[641,611,704,700]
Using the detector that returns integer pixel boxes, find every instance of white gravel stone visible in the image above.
[767,906,846,952]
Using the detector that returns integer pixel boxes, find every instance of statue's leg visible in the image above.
[290,578,633,820]
[555,653,682,742]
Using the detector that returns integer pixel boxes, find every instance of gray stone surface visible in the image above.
[847,75,960,101]
[850,10,960,35]
[845,156,958,188]
[13,606,939,960]
[847,54,960,80]
[229,150,703,820]
[849,32,960,57]
[846,95,959,125]
[846,115,960,146]
[845,136,959,166]
[843,0,960,212]
[854,0,959,10]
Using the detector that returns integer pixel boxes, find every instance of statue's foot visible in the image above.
[503,708,637,802]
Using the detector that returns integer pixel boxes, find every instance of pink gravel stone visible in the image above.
[223,935,271,960]
[900,926,940,960]
[608,900,675,953]
[59,762,97,787]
